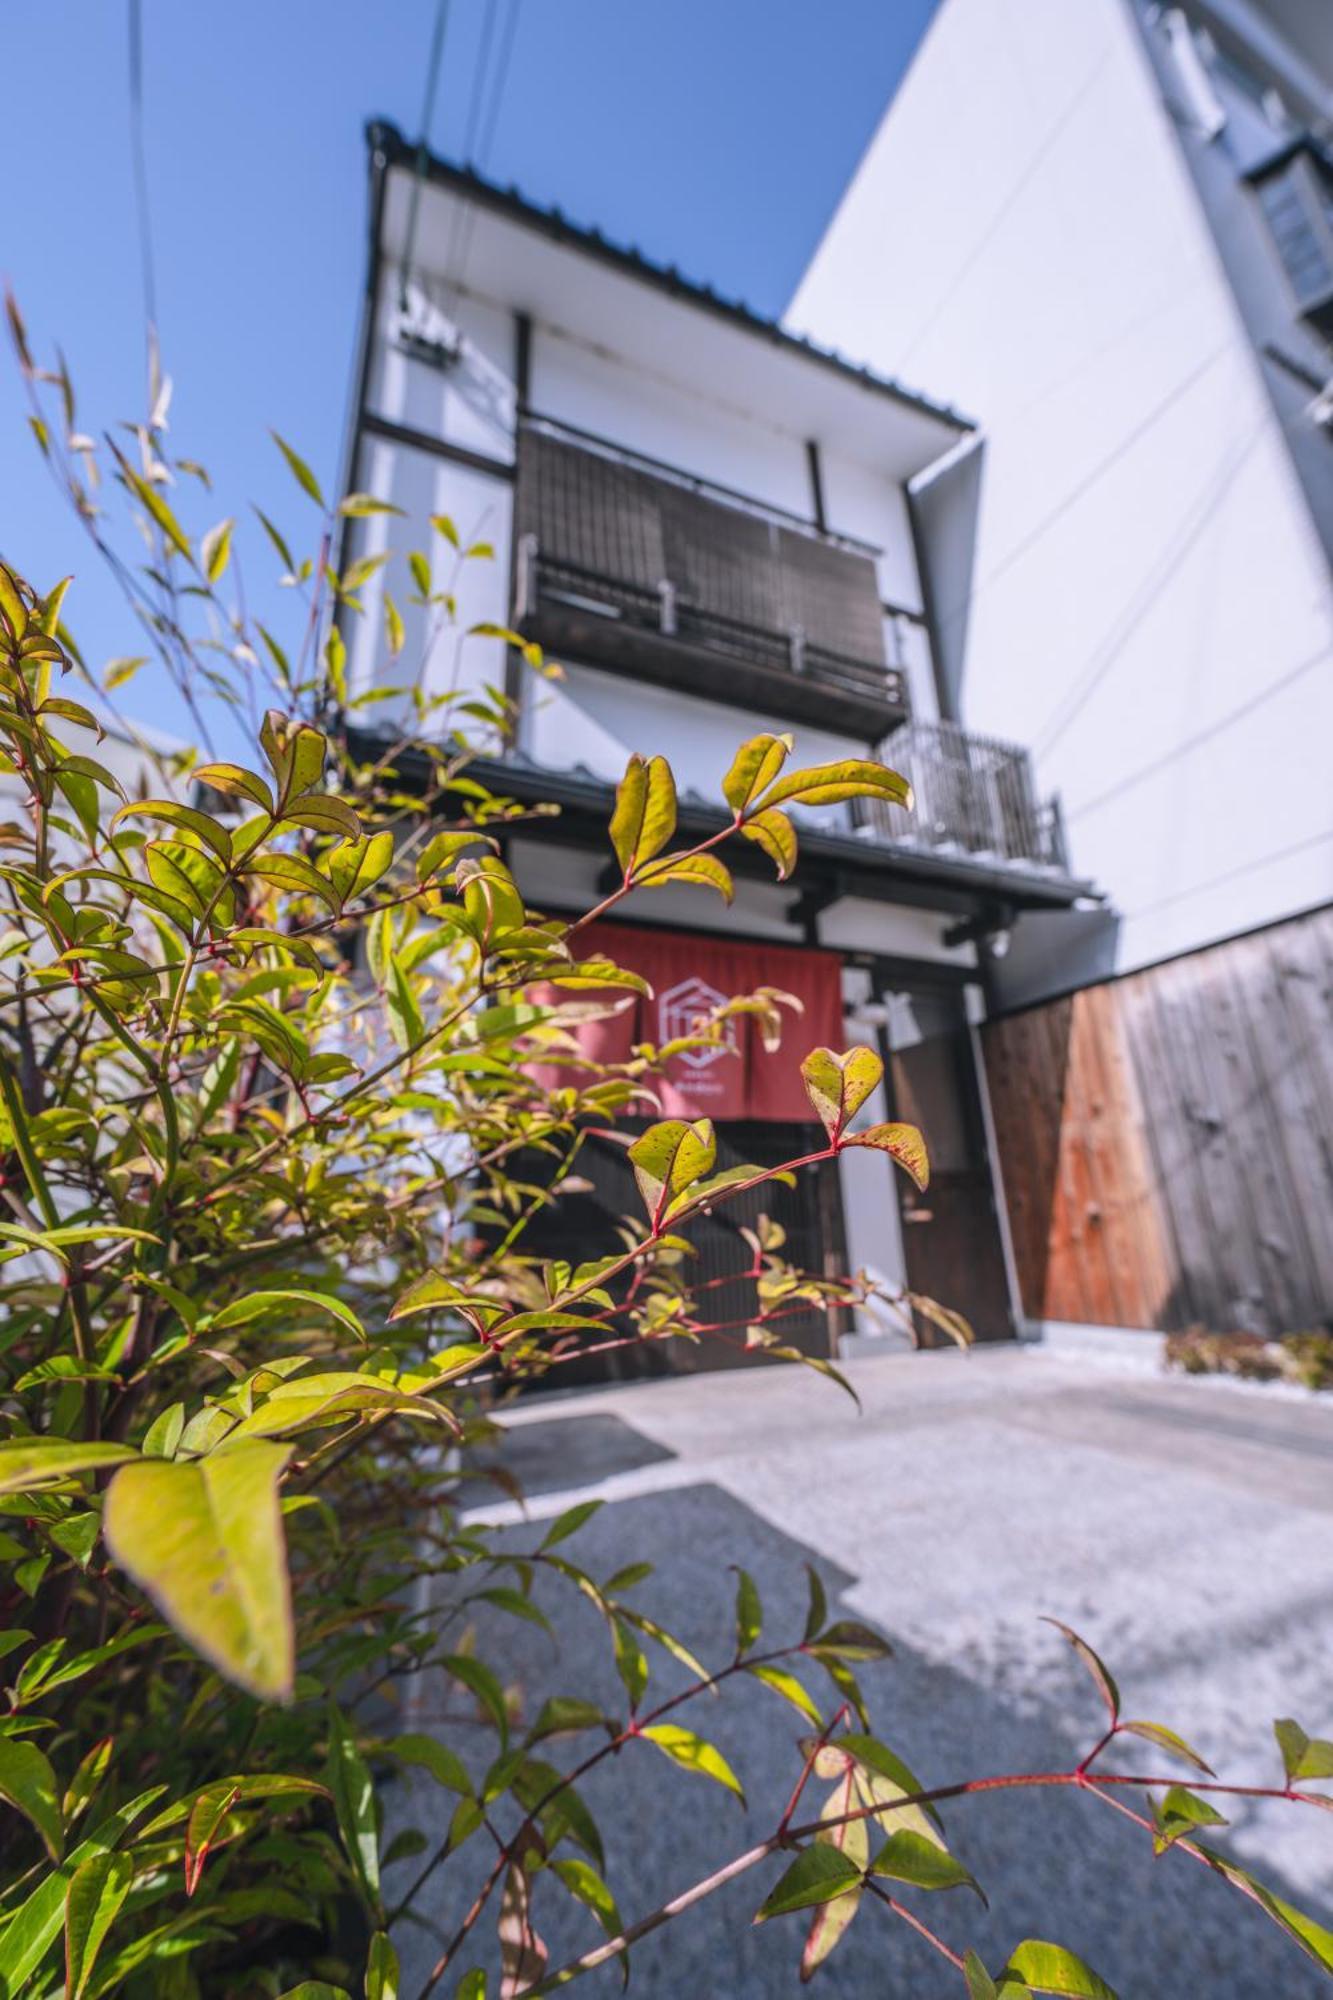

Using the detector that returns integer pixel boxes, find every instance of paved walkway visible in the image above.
[390,1346,1333,1997]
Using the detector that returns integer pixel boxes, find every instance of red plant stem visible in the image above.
[864,1878,967,1970]
[778,1704,848,1835]
[522,1764,1323,1994]
[413,1641,807,1994]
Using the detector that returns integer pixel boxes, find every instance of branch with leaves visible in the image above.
[0,315,1328,2000]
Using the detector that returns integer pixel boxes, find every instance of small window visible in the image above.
[1249,141,1333,336]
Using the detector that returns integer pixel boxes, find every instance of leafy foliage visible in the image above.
[0,307,1326,1997]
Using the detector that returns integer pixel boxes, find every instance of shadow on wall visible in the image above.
[386,1468,1331,1997]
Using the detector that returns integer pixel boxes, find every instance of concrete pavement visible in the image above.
[388,1345,1333,1997]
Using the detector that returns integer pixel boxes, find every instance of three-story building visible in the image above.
[337,120,1099,1368]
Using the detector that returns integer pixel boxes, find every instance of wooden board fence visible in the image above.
[981,903,1333,1334]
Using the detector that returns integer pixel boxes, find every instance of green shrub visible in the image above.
[0,309,1329,1997]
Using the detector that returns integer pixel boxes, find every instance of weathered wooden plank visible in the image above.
[1118,967,1208,1328]
[1226,924,1333,1326]
[989,903,1333,1337]
[1077,983,1174,1328]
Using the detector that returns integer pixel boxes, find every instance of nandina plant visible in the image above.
[0,310,1329,1998]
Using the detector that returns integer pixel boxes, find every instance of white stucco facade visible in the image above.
[790,0,1333,973]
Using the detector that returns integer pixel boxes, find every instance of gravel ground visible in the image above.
[386,1345,1333,1998]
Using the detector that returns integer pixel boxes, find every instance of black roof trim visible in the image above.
[351,732,1095,915]
[366,119,979,439]
[1242,130,1333,184]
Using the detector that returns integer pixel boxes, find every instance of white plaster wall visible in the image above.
[523,662,874,811]
[790,0,1333,971]
[369,274,517,466]
[343,437,514,739]
[529,326,816,520]
[356,211,945,755]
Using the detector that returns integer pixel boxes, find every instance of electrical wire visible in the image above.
[439,0,499,303]
[126,0,158,355]
[400,0,454,309]
[443,0,524,314]
[1065,638,1333,826]
[1033,404,1268,758]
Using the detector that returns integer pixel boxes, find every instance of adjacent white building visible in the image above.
[791,0,1333,976]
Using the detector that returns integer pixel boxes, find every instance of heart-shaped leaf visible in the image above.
[800,1047,883,1141]
[628,1119,716,1221]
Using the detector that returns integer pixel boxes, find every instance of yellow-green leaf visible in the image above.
[366,1930,399,2000]
[64,1851,133,1998]
[272,431,326,509]
[339,493,405,518]
[759,759,913,811]
[639,1725,744,1803]
[723,733,792,813]
[800,1046,883,1141]
[384,591,405,657]
[627,1119,716,1220]
[103,1441,295,1702]
[194,762,275,813]
[0,1439,137,1496]
[746,1663,821,1725]
[871,1829,983,1899]
[609,754,677,878]
[0,1735,63,1861]
[637,852,733,902]
[1000,1941,1117,1998]
[209,1289,366,1341]
[843,1120,928,1190]
[739,807,797,879]
[200,517,233,583]
[112,799,232,865]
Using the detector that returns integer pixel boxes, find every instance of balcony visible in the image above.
[851,720,1068,873]
[512,414,910,739]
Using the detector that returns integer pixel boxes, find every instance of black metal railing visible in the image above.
[854,720,1067,871]
[515,544,909,718]
[511,415,909,735]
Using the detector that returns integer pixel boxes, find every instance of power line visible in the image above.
[1122,824,1333,924]
[400,0,453,309]
[440,0,499,301]
[1033,404,1268,758]
[126,0,158,357]
[444,0,523,313]
[892,50,1112,377]
[460,0,499,162]
[1065,638,1333,825]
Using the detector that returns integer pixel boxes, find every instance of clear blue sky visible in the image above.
[2,0,934,743]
